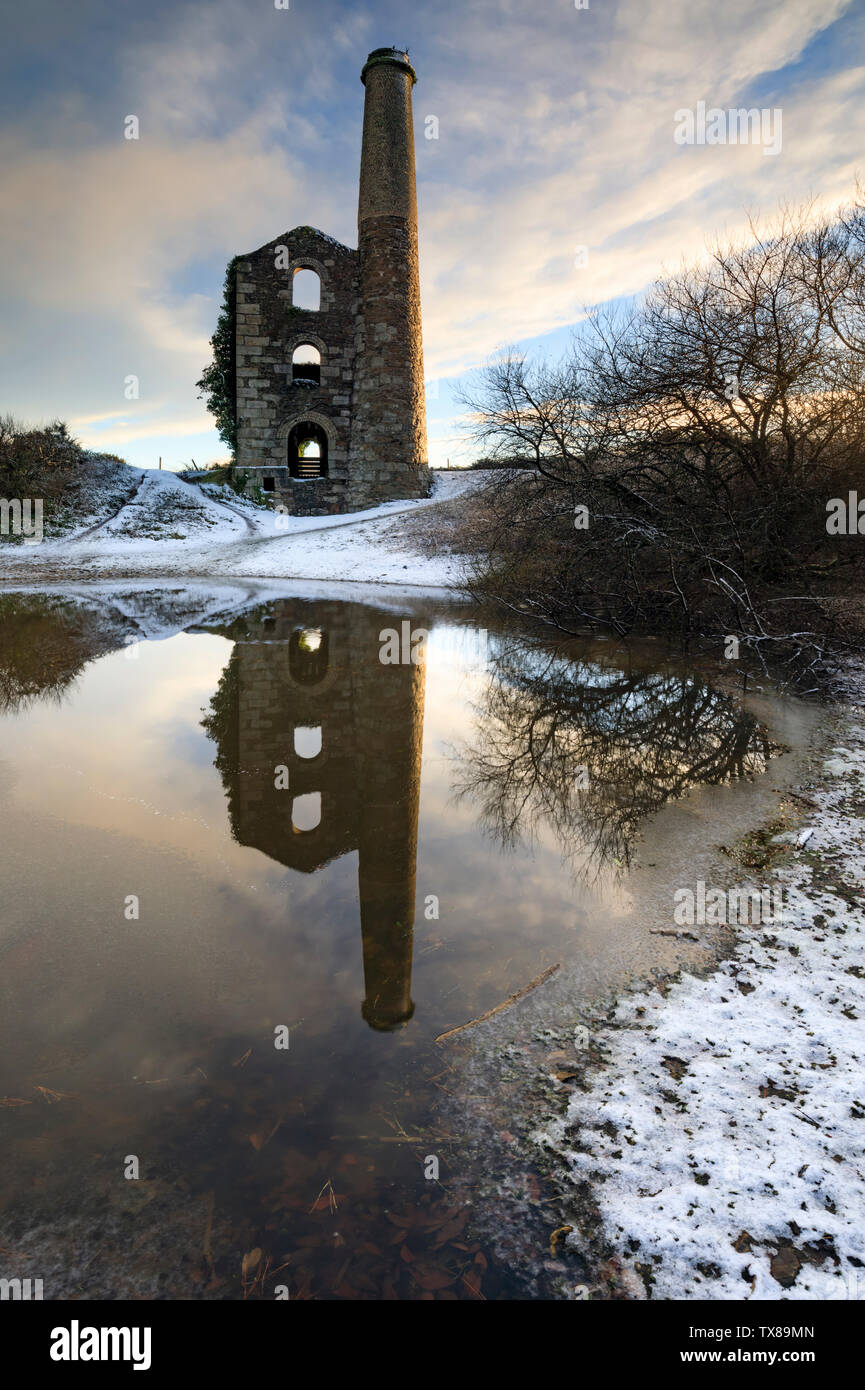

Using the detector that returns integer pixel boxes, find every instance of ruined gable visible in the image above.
[235,227,358,516]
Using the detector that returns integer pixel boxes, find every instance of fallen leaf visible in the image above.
[412,1262,457,1291]
[770,1243,801,1288]
[550,1225,573,1255]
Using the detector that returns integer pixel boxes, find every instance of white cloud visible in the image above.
[418,3,865,375]
[1,0,862,466]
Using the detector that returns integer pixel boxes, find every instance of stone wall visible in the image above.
[226,604,359,874]
[244,468,348,517]
[349,213,431,508]
[232,49,431,518]
[234,226,357,507]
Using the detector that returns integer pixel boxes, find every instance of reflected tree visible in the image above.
[454,641,777,876]
[0,594,121,713]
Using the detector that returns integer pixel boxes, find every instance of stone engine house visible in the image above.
[234,48,430,515]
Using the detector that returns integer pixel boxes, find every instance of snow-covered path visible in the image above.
[0,467,479,587]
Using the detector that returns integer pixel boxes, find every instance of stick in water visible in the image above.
[434,963,561,1043]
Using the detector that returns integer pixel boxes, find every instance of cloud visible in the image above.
[416,1,865,375]
[1,0,863,468]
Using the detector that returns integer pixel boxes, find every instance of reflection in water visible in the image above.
[455,642,777,875]
[0,590,789,1300]
[0,593,117,712]
[201,601,426,1030]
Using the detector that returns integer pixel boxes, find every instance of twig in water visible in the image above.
[309,1178,339,1215]
[203,1190,215,1274]
[434,963,561,1043]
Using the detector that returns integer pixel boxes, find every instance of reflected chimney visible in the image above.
[357,644,426,1029]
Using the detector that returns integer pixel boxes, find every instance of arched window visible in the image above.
[287,421,328,479]
[291,792,321,833]
[292,344,321,385]
[292,268,320,311]
[294,725,322,759]
[289,627,329,685]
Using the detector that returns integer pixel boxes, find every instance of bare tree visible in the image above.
[458,194,865,681]
[453,638,775,878]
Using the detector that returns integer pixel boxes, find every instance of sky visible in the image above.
[1,0,864,471]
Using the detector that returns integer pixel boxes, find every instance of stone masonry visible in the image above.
[234,48,431,515]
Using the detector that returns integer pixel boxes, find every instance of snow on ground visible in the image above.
[536,704,865,1300]
[0,465,480,588]
[78,468,256,541]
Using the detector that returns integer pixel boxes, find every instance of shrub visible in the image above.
[0,415,84,494]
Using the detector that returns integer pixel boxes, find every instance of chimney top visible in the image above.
[361,47,417,85]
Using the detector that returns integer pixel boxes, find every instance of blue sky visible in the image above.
[1,0,863,470]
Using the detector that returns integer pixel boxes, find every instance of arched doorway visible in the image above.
[289,627,329,685]
[287,421,328,479]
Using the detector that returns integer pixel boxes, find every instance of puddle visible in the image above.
[0,588,818,1299]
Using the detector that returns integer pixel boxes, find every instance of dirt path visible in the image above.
[63,472,146,543]
[177,475,258,536]
[204,493,257,537]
